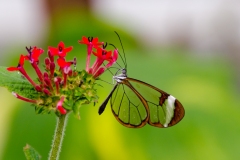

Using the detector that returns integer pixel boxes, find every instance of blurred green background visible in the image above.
[1,1,240,160]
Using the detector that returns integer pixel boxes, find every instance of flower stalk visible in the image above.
[48,114,68,160]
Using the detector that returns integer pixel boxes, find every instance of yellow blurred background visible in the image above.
[1,0,240,160]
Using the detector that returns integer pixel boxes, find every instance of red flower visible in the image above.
[7,54,41,90]
[48,41,73,58]
[25,47,44,63]
[89,47,118,78]
[57,58,72,68]
[7,54,25,71]
[105,49,118,68]
[93,47,112,60]
[90,48,111,74]
[56,58,74,88]
[79,37,104,71]
[79,36,103,47]
[25,47,45,82]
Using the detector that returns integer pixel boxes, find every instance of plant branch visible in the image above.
[48,114,68,160]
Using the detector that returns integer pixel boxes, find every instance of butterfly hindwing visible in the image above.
[110,82,149,128]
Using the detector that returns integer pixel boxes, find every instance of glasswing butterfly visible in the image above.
[98,33,185,128]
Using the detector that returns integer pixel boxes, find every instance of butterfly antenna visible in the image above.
[109,43,125,69]
[103,63,114,76]
[114,31,127,69]
[108,66,121,70]
[97,78,114,85]
[115,61,123,69]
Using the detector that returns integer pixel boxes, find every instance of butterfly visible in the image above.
[98,35,185,128]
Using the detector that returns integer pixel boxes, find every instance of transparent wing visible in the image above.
[120,78,185,128]
[110,83,149,128]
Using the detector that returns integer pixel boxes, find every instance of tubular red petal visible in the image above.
[92,51,98,57]
[112,49,118,61]
[48,47,58,56]
[57,58,65,67]
[93,67,105,78]
[32,47,44,62]
[88,68,93,74]
[104,51,112,59]
[92,37,104,46]
[24,56,30,60]
[90,57,104,74]
[92,47,102,57]
[92,37,99,44]
[57,58,72,68]
[12,92,37,103]
[7,67,19,71]
[105,60,114,68]
[58,41,65,50]
[64,46,73,53]
[79,36,89,44]
[31,62,44,83]
[19,55,25,65]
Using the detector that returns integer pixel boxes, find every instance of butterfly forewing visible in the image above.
[110,83,149,128]
[122,78,185,128]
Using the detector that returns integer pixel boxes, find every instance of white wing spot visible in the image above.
[163,95,176,127]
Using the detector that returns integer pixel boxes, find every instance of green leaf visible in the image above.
[73,100,81,119]
[23,144,41,160]
[0,66,38,99]
[63,99,74,110]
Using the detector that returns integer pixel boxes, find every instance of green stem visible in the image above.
[48,114,68,160]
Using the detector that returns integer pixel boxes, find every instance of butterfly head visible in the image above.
[113,68,127,83]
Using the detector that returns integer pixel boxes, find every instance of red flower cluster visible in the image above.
[79,36,118,78]
[7,42,74,114]
[7,37,118,115]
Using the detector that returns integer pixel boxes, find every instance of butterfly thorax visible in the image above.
[113,68,127,83]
